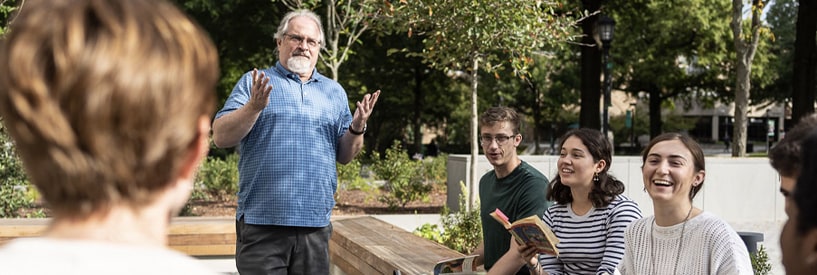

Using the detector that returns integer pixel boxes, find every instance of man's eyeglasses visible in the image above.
[284,33,321,48]
[480,134,517,146]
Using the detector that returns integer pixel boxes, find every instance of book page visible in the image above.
[434,255,479,275]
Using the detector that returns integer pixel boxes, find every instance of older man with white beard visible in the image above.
[212,10,381,275]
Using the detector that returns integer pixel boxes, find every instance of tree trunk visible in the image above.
[524,78,543,154]
[648,88,662,139]
[731,0,762,157]
[325,2,340,81]
[791,0,817,124]
[579,0,602,130]
[733,62,751,157]
[412,64,426,157]
[532,84,543,154]
[468,55,480,211]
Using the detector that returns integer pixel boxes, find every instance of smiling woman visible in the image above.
[620,133,754,275]
[524,128,642,275]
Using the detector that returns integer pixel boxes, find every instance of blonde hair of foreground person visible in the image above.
[0,1,219,272]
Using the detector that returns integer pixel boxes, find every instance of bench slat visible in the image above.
[330,216,464,275]
[0,217,236,256]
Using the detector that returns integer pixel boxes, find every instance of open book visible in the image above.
[490,208,560,256]
[433,254,483,275]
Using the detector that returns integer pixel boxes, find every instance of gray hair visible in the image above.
[274,10,325,49]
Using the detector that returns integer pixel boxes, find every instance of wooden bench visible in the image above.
[0,217,236,256]
[330,216,465,275]
[1,215,467,274]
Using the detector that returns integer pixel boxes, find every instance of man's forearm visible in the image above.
[337,130,364,164]
[212,107,262,148]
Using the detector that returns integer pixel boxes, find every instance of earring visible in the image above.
[593,173,599,183]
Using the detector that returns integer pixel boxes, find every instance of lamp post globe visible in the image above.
[599,16,615,46]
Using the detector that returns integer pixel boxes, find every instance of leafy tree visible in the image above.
[730,0,767,157]
[339,32,469,157]
[758,0,797,104]
[608,0,737,139]
[388,0,579,209]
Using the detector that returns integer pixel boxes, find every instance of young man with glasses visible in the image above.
[212,9,380,275]
[471,107,551,274]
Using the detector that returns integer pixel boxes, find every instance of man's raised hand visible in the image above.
[249,68,272,111]
[351,90,381,131]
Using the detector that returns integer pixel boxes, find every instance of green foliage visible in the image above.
[422,154,447,188]
[370,141,432,208]
[750,245,771,275]
[414,181,482,254]
[0,0,20,36]
[183,152,239,216]
[489,52,582,152]
[413,223,444,244]
[609,109,648,148]
[756,0,797,103]
[384,0,580,171]
[172,0,283,103]
[0,123,35,218]
[336,151,379,203]
[195,153,239,201]
[337,150,367,190]
[388,0,579,76]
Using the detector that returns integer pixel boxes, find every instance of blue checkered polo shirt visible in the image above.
[215,62,352,227]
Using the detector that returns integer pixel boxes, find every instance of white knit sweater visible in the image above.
[619,212,754,275]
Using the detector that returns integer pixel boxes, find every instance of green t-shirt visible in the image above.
[479,160,551,273]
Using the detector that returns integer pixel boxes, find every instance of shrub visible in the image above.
[195,153,239,201]
[414,181,482,254]
[370,141,432,209]
[423,153,447,189]
[751,245,771,275]
[0,125,35,218]
[337,150,371,191]
[413,223,443,244]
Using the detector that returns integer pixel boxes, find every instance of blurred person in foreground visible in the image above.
[780,129,817,275]
[0,0,219,274]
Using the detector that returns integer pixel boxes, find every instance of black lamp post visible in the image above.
[629,102,637,147]
[599,15,615,140]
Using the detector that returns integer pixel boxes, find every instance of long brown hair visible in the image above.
[547,128,624,207]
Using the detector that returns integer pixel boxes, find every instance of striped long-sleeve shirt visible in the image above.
[538,195,642,275]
